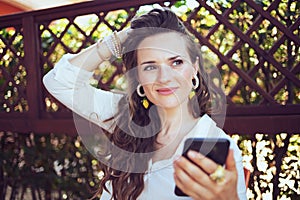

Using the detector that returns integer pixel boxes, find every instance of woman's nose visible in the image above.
[157,64,172,83]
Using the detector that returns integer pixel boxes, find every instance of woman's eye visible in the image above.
[172,59,183,66]
[143,65,157,71]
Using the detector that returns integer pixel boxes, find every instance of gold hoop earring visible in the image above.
[136,84,146,97]
[136,84,149,109]
[189,74,199,99]
[192,74,199,89]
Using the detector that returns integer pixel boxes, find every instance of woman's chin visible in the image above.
[155,101,183,110]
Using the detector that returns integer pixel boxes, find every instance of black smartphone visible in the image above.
[174,138,230,196]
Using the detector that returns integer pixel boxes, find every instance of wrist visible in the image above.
[104,31,122,59]
[96,38,111,61]
[96,29,131,62]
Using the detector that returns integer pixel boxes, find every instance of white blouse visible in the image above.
[43,54,247,200]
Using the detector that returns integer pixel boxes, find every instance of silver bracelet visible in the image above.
[104,31,122,59]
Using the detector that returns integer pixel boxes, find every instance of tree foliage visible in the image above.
[0,0,299,199]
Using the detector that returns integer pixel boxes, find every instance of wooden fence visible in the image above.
[0,0,299,199]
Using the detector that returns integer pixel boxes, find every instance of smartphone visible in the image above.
[174,138,230,196]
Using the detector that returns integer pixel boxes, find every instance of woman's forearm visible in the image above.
[69,41,111,72]
[69,29,130,72]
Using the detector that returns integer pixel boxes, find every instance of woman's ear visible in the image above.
[193,56,200,75]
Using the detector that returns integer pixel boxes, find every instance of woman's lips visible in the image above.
[156,87,177,95]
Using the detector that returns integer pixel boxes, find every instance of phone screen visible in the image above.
[174,138,230,196]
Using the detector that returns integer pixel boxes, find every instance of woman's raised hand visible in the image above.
[173,149,239,200]
[117,28,132,44]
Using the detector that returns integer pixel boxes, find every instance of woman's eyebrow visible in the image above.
[168,55,181,60]
[140,55,181,65]
[140,60,156,65]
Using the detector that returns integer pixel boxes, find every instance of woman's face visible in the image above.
[136,32,197,109]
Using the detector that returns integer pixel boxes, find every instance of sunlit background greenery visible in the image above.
[0,0,299,199]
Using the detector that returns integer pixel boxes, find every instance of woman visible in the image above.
[43,7,246,200]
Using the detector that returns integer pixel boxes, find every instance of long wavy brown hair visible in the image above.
[93,7,222,200]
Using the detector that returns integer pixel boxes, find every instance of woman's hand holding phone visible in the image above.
[173,138,239,200]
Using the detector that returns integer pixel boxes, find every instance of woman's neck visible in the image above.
[156,101,197,140]
[152,103,199,162]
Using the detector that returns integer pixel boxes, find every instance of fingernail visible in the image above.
[173,157,180,164]
[188,150,197,158]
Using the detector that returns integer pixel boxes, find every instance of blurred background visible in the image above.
[0,0,299,199]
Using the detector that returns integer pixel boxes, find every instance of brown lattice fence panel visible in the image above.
[0,0,299,199]
[0,26,27,114]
